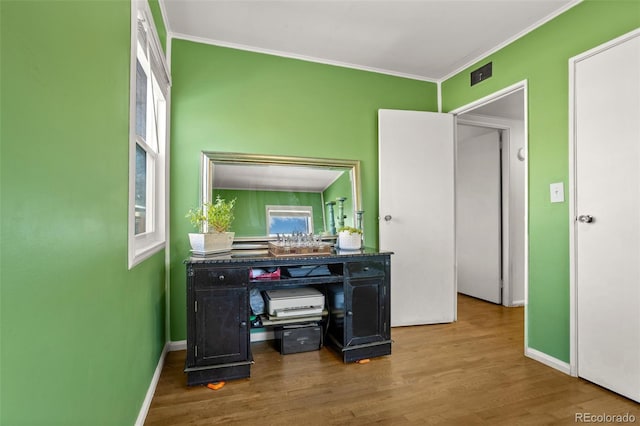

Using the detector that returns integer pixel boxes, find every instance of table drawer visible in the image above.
[347,261,385,278]
[194,267,248,288]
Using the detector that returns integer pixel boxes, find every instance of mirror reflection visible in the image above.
[201,152,362,241]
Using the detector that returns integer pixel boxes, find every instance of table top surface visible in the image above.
[186,247,393,265]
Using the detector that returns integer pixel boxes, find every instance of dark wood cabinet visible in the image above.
[184,250,392,385]
[185,265,251,385]
[327,258,391,362]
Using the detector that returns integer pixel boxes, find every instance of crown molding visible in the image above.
[169,31,437,83]
[438,0,583,83]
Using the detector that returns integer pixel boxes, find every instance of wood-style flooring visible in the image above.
[145,295,639,425]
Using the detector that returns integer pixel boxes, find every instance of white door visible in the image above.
[378,109,455,326]
[574,31,640,402]
[456,126,502,304]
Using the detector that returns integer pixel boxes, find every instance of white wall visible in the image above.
[457,114,525,306]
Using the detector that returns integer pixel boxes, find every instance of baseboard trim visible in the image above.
[168,340,186,351]
[134,342,169,426]
[251,330,274,342]
[167,334,273,348]
[525,347,571,375]
[510,299,525,307]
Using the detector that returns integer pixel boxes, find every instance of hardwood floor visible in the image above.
[145,295,638,425]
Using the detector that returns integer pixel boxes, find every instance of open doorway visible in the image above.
[456,125,503,304]
[453,86,526,307]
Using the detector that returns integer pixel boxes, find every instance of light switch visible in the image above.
[550,182,564,203]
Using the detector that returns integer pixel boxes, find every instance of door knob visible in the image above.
[578,215,594,223]
[384,215,392,222]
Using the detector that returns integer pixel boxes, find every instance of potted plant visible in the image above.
[186,195,237,253]
[337,226,363,250]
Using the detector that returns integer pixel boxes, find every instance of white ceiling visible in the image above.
[463,89,525,120]
[213,163,346,192]
[161,0,579,81]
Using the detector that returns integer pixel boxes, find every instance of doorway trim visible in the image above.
[568,28,640,378]
[449,79,529,351]
[456,119,515,306]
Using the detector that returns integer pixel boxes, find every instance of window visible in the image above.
[266,206,314,236]
[128,0,170,268]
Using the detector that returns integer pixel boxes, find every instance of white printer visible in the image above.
[264,287,325,318]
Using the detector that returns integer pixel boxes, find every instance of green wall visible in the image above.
[213,189,325,236]
[148,0,167,53]
[169,39,438,340]
[442,0,640,362]
[323,171,356,230]
[0,1,167,424]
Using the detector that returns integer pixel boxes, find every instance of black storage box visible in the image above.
[276,324,323,355]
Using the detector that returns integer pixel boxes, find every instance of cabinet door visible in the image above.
[344,278,387,347]
[194,287,248,366]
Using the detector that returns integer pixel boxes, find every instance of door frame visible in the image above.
[455,120,508,305]
[449,79,529,344]
[568,28,640,377]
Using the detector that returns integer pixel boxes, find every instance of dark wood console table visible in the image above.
[184,249,392,386]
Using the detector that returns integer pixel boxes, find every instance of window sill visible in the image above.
[129,240,165,269]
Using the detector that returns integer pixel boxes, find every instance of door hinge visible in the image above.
[195,345,197,358]
[195,300,198,313]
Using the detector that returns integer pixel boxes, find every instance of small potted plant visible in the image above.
[186,195,237,253]
[337,226,363,250]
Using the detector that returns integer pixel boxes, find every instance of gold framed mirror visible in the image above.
[200,152,362,241]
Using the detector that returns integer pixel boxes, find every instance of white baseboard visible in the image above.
[510,299,525,307]
[525,347,571,375]
[250,330,274,342]
[135,342,169,426]
[167,334,273,348]
[168,340,186,351]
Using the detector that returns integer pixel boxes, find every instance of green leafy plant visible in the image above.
[186,195,236,233]
[338,226,362,234]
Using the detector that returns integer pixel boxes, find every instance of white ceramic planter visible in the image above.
[337,231,362,250]
[188,232,235,254]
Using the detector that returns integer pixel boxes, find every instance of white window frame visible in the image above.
[266,205,314,236]
[128,0,171,269]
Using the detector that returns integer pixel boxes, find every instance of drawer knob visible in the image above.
[363,267,370,271]
[218,275,225,281]
[346,310,353,316]
[240,321,247,327]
